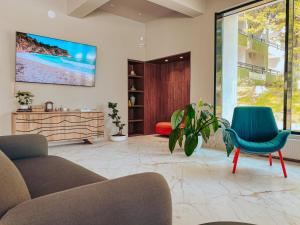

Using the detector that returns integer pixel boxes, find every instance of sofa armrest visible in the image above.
[1,172,172,225]
[0,135,48,160]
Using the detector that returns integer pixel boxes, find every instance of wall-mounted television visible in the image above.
[16,32,97,87]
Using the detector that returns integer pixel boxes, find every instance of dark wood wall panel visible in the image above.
[144,63,160,135]
[157,60,190,122]
[144,55,190,134]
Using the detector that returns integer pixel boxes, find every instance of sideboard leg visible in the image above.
[83,139,93,144]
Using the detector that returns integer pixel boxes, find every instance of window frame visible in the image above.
[213,0,300,134]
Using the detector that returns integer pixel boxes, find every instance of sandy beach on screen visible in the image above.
[16,57,95,86]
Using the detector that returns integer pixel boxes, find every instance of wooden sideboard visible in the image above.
[12,111,104,143]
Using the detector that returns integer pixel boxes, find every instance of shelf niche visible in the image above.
[128,52,191,137]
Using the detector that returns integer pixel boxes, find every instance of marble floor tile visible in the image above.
[49,135,300,225]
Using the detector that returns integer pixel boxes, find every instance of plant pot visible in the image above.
[110,135,128,142]
[19,105,29,110]
[195,135,203,152]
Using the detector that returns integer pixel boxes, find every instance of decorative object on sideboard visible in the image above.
[80,108,92,112]
[129,95,136,106]
[168,100,233,157]
[15,91,34,111]
[108,102,127,142]
[31,105,44,112]
[45,101,54,112]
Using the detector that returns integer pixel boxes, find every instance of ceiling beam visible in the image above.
[147,0,205,17]
[67,0,110,18]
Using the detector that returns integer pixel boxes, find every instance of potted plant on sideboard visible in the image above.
[108,102,127,142]
[169,100,234,157]
[15,91,34,111]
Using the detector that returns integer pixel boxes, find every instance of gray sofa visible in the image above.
[0,134,172,225]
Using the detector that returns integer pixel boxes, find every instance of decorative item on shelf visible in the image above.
[130,84,136,91]
[129,95,136,106]
[128,100,132,107]
[168,99,233,157]
[130,65,136,76]
[45,101,54,112]
[108,102,127,142]
[15,91,34,112]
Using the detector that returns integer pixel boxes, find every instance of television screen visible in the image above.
[16,32,97,87]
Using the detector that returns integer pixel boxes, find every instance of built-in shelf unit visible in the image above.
[128,59,144,136]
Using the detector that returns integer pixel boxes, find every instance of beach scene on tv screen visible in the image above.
[16,32,96,87]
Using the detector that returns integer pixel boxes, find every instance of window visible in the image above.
[215,0,300,133]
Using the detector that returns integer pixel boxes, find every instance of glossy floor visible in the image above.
[49,135,300,225]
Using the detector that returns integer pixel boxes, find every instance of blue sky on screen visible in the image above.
[28,34,96,63]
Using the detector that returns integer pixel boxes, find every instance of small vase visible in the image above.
[130,95,136,106]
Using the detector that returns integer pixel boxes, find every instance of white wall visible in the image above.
[0,0,145,136]
[145,0,248,103]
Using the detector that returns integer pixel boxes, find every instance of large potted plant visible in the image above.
[15,91,34,110]
[108,102,127,142]
[169,100,233,156]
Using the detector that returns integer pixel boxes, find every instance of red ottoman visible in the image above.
[156,122,184,136]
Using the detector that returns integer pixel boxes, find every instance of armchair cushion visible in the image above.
[226,129,290,154]
[0,135,48,160]
[13,156,107,198]
[1,173,172,225]
[0,151,31,217]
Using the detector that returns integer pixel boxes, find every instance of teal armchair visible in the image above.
[226,107,290,177]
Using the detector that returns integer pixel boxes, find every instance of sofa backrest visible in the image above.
[0,135,48,160]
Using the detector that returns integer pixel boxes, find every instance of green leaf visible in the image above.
[186,104,196,120]
[200,126,210,143]
[171,109,184,129]
[222,129,234,157]
[169,128,180,153]
[212,117,219,132]
[184,134,198,156]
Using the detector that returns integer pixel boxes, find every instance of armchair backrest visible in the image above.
[231,106,279,142]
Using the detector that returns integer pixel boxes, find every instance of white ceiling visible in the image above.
[98,0,186,23]
[67,0,205,22]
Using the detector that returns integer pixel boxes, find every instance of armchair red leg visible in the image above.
[232,148,240,174]
[233,149,238,163]
[278,150,287,178]
[269,154,272,166]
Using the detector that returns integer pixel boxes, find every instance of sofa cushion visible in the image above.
[13,156,107,198]
[0,151,31,217]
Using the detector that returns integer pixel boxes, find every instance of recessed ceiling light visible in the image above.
[47,10,56,19]
[138,12,142,16]
[180,56,183,59]
[165,59,169,62]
